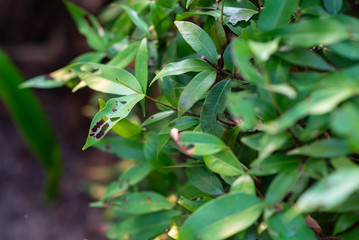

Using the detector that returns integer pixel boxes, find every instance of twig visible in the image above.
[201,56,247,82]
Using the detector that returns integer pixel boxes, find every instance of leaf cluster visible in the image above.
[23,0,359,239]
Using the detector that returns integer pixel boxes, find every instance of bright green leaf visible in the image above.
[204,148,244,176]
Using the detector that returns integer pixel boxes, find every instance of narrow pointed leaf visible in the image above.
[323,0,343,14]
[178,70,216,117]
[175,21,218,63]
[160,116,199,134]
[201,80,231,137]
[141,110,175,127]
[186,167,224,196]
[83,94,144,149]
[121,5,150,36]
[108,41,140,68]
[108,191,173,214]
[151,59,212,85]
[204,148,244,176]
[135,38,148,93]
[259,0,300,31]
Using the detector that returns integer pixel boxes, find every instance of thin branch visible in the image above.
[201,56,247,82]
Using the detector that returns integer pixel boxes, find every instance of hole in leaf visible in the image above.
[110,117,120,122]
[187,144,195,150]
[91,119,105,134]
[124,196,129,202]
[95,123,109,139]
[146,196,151,203]
[120,101,127,104]
[112,108,117,112]
[169,122,176,127]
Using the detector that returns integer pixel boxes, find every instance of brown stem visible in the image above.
[201,56,247,82]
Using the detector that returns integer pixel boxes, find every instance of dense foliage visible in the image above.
[23,0,359,239]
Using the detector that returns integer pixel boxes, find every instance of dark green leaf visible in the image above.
[178,193,263,240]
[201,80,231,137]
[177,196,212,212]
[250,154,300,176]
[94,137,145,160]
[186,167,224,196]
[334,213,359,235]
[277,49,334,71]
[141,110,175,127]
[107,210,180,240]
[267,17,348,47]
[224,7,258,25]
[175,21,218,63]
[258,0,300,31]
[329,40,359,60]
[151,3,170,37]
[109,191,173,214]
[159,116,199,134]
[267,208,317,240]
[228,92,257,130]
[323,0,343,14]
[289,139,352,158]
[178,70,217,117]
[208,19,227,52]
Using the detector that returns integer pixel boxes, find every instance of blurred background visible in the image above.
[0,0,114,239]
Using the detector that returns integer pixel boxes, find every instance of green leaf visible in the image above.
[177,196,212,212]
[121,5,150,36]
[107,210,180,240]
[157,0,178,9]
[141,110,175,127]
[135,38,148,93]
[204,148,244,176]
[175,21,218,63]
[180,131,227,156]
[111,119,144,140]
[277,49,334,71]
[323,0,343,14]
[248,39,279,63]
[289,138,352,158]
[232,38,266,83]
[151,59,212,85]
[258,0,300,31]
[0,49,61,200]
[329,40,359,60]
[151,3,170,37]
[201,80,231,137]
[228,92,257,130]
[242,132,291,161]
[300,114,329,141]
[186,167,224,196]
[178,70,217,117]
[208,19,227,52]
[159,116,199,134]
[265,168,306,206]
[64,1,107,51]
[108,41,140,68]
[334,213,359,235]
[224,7,258,25]
[267,17,348,47]
[230,174,256,196]
[250,154,300,176]
[297,167,359,212]
[330,103,359,150]
[83,94,144,150]
[99,161,152,201]
[108,191,172,214]
[266,87,357,134]
[163,77,177,106]
[178,193,263,240]
[267,208,317,240]
[94,137,145,160]
[70,62,143,95]
[20,75,66,89]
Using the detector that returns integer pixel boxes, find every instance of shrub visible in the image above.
[23,0,359,239]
